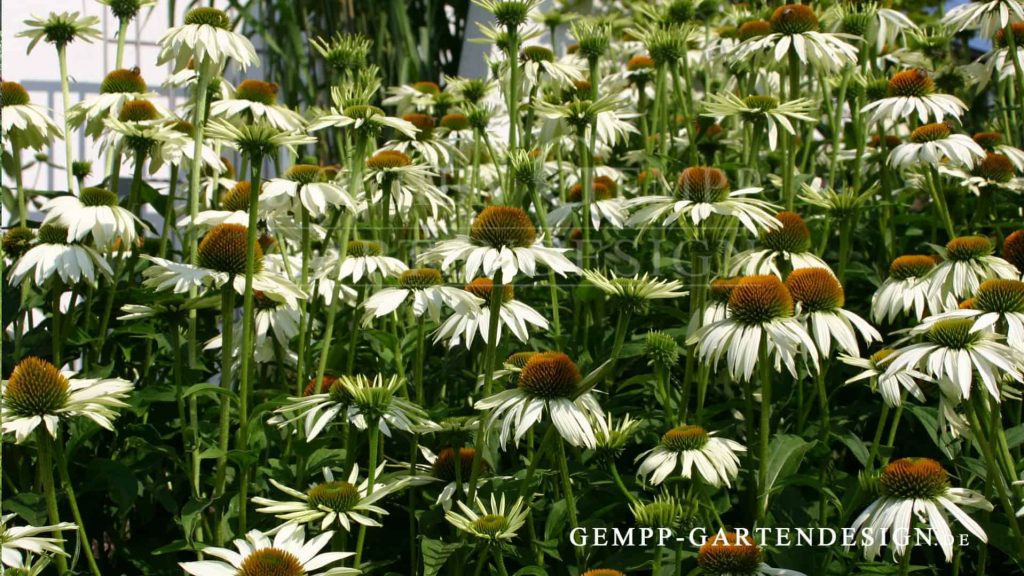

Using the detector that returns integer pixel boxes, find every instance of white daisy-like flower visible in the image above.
[364,150,453,220]
[701,92,816,151]
[882,317,1024,402]
[0,513,77,569]
[730,211,833,277]
[381,80,443,114]
[419,205,580,281]
[309,92,418,139]
[549,177,629,231]
[475,352,607,449]
[688,275,820,382]
[252,465,405,532]
[141,223,305,307]
[840,348,929,407]
[687,277,740,338]
[628,166,782,235]
[697,531,808,576]
[786,268,881,357]
[209,79,306,130]
[850,458,991,562]
[926,235,1019,302]
[734,4,858,73]
[382,113,466,168]
[446,493,529,544]
[176,180,266,230]
[1,81,63,150]
[943,0,1024,38]
[406,446,500,511]
[872,254,943,324]
[9,224,113,288]
[971,130,1024,171]
[41,187,140,251]
[533,95,639,148]
[320,241,408,285]
[204,291,300,364]
[102,112,190,174]
[204,118,317,160]
[262,164,359,219]
[861,69,968,124]
[157,7,259,72]
[521,45,586,88]
[635,424,746,487]
[888,122,986,170]
[939,153,1024,195]
[826,3,920,53]
[271,374,435,440]
[67,68,167,139]
[433,277,547,348]
[179,523,358,576]
[921,279,1024,350]
[361,268,482,325]
[1,356,133,444]
[582,268,688,312]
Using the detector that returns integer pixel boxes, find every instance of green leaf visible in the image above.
[421,537,464,576]
[512,567,548,576]
[759,434,815,517]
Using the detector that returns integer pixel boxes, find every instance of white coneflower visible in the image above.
[882,317,1024,402]
[179,524,358,576]
[698,532,807,576]
[0,357,133,443]
[203,290,300,364]
[840,348,929,407]
[688,277,741,338]
[181,180,263,229]
[786,268,881,357]
[689,275,819,381]
[142,223,305,307]
[382,113,466,168]
[475,352,607,449]
[158,7,258,72]
[0,513,77,570]
[68,68,165,139]
[534,95,639,147]
[41,187,140,251]
[635,424,745,487]
[365,150,453,220]
[445,493,529,542]
[309,94,419,139]
[549,178,629,231]
[888,122,986,170]
[731,211,832,277]
[872,254,943,323]
[433,277,547,347]
[209,79,305,130]
[521,45,585,89]
[409,446,495,510]
[850,458,991,562]
[628,166,781,235]
[205,118,316,160]
[943,0,1024,38]
[927,235,1018,301]
[735,4,858,73]
[919,279,1024,349]
[702,92,816,151]
[263,164,359,219]
[252,465,404,531]
[861,69,968,124]
[272,374,435,440]
[362,268,482,325]
[972,129,1024,171]
[581,268,688,312]
[419,205,580,281]
[9,224,112,288]
[1,81,63,150]
[321,240,408,284]
[19,11,101,54]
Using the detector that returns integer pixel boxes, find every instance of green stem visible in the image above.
[235,156,264,535]
[354,424,380,566]
[36,430,69,575]
[12,142,27,226]
[187,66,213,429]
[756,335,772,526]
[925,167,955,240]
[468,268,505,503]
[966,398,1024,556]
[212,285,236,545]
[57,46,74,192]
[492,545,509,576]
[556,438,582,568]
[115,19,129,69]
[609,460,638,505]
[53,436,102,576]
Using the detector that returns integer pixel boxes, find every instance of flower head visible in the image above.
[180,524,358,576]
[20,11,101,52]
[445,494,529,542]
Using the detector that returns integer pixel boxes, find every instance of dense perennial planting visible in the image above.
[5,0,1024,575]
